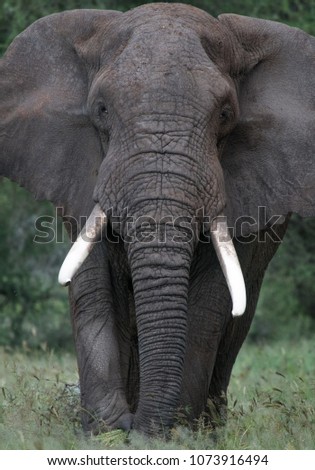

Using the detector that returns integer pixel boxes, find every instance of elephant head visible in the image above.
[1,4,315,435]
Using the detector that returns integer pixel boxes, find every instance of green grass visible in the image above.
[1,338,314,450]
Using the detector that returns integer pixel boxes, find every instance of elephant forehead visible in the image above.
[125,31,205,69]
[120,3,219,36]
[93,6,235,100]
[88,5,236,118]
[115,3,234,71]
[96,31,230,112]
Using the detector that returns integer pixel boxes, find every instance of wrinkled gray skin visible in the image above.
[1,4,315,435]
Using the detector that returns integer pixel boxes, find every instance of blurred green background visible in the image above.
[1,0,315,351]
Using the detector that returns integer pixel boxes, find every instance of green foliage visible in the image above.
[0,179,71,349]
[196,0,315,33]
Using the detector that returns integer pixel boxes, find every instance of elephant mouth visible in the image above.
[58,204,246,317]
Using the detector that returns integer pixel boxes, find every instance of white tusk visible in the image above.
[58,204,107,286]
[210,217,246,317]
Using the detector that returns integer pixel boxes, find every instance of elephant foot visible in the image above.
[81,389,134,435]
[205,394,228,428]
[132,411,172,438]
[113,412,134,431]
[83,411,134,435]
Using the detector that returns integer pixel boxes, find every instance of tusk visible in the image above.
[58,204,107,286]
[210,217,246,317]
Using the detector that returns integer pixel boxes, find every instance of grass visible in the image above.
[0,338,314,450]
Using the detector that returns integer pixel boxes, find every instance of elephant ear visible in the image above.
[219,14,315,235]
[0,10,121,235]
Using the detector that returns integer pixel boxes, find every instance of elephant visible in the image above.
[1,3,314,436]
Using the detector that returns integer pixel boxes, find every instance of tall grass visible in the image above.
[1,338,314,449]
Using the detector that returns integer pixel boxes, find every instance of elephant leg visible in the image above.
[69,242,132,433]
[207,275,265,425]
[180,240,230,421]
[106,240,140,414]
[208,220,289,424]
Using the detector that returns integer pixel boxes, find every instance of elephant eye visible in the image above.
[98,102,108,117]
[94,101,110,133]
[219,104,234,124]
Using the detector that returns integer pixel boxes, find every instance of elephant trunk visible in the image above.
[127,227,193,434]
